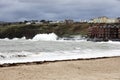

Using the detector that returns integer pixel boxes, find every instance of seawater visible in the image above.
[0,33,120,64]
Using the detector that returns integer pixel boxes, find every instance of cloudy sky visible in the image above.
[0,0,120,21]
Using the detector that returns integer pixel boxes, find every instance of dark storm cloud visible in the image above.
[0,0,120,21]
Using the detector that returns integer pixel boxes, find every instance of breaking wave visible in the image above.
[0,33,85,41]
[0,37,26,41]
[0,33,58,41]
[32,33,58,41]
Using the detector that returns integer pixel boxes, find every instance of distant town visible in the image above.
[0,16,120,41]
[0,16,120,25]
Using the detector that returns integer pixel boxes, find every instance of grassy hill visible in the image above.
[0,23,90,39]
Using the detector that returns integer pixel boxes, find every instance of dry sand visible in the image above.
[0,57,120,80]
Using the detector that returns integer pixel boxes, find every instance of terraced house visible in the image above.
[88,24,120,41]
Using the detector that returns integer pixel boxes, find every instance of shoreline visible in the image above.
[0,56,120,67]
[0,57,120,80]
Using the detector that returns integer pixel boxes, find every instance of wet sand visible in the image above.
[0,57,120,80]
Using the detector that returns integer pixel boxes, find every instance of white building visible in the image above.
[89,16,118,23]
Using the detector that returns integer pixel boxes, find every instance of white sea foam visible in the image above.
[0,37,26,41]
[0,33,85,41]
[0,48,120,64]
[32,33,58,41]
[0,33,120,64]
[0,33,58,41]
[12,37,26,40]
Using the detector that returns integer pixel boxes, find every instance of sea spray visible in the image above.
[0,33,85,41]
[32,33,58,41]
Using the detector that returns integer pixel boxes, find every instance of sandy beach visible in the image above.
[0,57,120,80]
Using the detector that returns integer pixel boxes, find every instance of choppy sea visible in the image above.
[0,33,120,64]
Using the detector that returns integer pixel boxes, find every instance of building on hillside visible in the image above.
[89,16,118,23]
[80,20,88,23]
[107,18,118,23]
[89,16,108,23]
[25,20,43,25]
[88,24,120,41]
[49,21,61,24]
[64,19,74,24]
[117,17,120,23]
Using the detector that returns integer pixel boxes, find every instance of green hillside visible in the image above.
[0,23,90,39]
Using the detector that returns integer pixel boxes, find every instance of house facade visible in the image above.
[65,19,74,24]
[89,16,118,23]
[88,24,120,41]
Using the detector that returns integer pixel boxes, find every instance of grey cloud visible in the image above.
[0,0,120,21]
